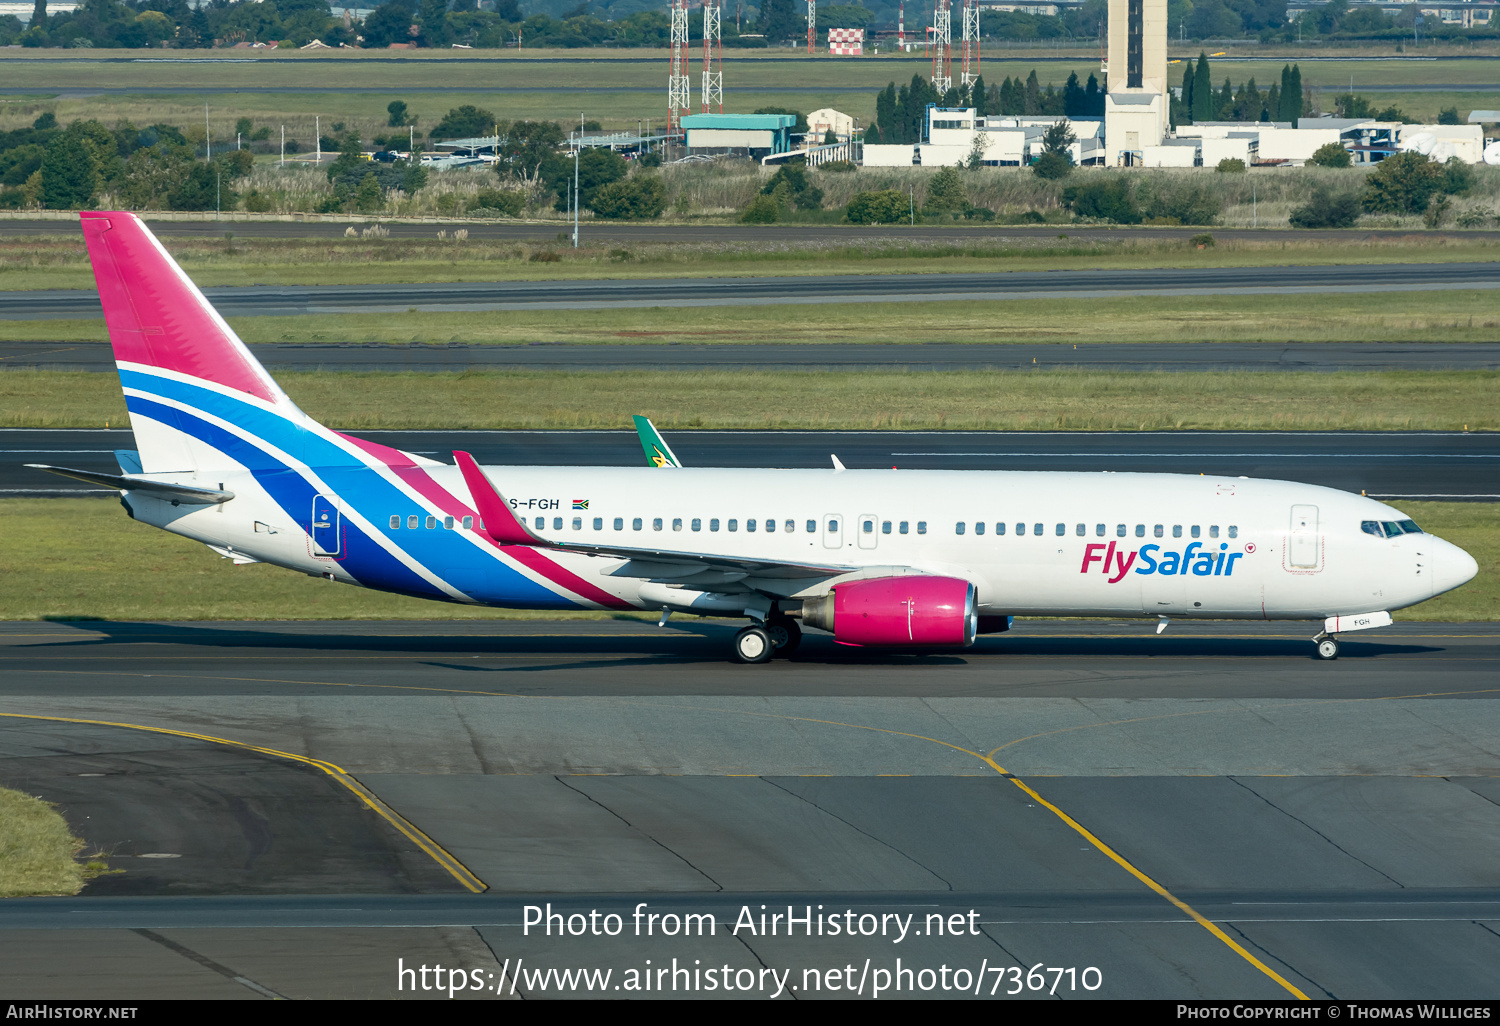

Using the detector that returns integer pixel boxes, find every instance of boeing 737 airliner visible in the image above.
[31,212,1478,663]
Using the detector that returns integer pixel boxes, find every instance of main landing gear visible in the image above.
[733,616,802,663]
[1313,632,1340,660]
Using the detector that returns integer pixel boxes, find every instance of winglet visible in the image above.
[453,451,543,546]
[831,454,846,472]
[632,415,681,468]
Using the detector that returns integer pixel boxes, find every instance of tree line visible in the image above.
[864,70,1106,146]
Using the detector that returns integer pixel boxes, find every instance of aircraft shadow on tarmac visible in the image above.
[33,619,1442,662]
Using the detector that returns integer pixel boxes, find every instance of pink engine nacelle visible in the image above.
[799,576,978,647]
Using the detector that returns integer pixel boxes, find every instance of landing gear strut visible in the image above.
[733,625,773,663]
[765,616,802,655]
[1313,632,1340,660]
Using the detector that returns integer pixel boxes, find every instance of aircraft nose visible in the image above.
[1430,537,1479,598]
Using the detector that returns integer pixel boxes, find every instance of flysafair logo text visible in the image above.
[1081,540,1250,583]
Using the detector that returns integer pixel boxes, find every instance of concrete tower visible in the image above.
[1104,0,1168,165]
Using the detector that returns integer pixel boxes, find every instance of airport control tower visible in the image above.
[1104,0,1169,166]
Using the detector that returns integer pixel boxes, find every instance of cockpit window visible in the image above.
[1365,519,1423,538]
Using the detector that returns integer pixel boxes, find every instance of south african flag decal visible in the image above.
[572,499,589,510]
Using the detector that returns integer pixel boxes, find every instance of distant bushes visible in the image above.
[845,190,911,225]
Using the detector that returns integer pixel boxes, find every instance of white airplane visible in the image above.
[30,212,1478,664]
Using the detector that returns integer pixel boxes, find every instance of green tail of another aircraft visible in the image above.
[632,415,682,468]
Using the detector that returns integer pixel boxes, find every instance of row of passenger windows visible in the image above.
[955,522,1239,539]
[385,514,1241,541]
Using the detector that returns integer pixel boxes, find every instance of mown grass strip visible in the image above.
[0,786,99,897]
[1,499,1492,622]
[4,367,1497,431]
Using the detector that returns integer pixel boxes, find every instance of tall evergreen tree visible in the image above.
[1265,82,1280,123]
[29,0,44,28]
[758,0,801,44]
[1180,63,1195,123]
[971,75,987,116]
[1086,73,1102,115]
[1024,70,1041,116]
[875,82,897,141]
[1277,64,1292,120]
[1063,71,1084,116]
[1287,65,1303,121]
[1192,53,1213,122]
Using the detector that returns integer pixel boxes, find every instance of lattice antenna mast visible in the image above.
[960,0,980,92]
[668,0,691,132]
[932,0,952,93]
[702,0,722,113]
[807,0,816,53]
[898,1,905,47]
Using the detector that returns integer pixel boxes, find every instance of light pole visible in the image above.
[573,127,580,249]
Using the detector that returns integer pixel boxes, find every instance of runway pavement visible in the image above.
[1,619,1499,999]
[9,340,1500,374]
[3,216,1500,246]
[7,428,1497,499]
[4,262,1499,318]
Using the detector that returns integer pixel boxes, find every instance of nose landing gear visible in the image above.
[1313,632,1340,660]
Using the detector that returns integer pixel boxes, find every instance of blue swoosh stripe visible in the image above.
[123,382,583,608]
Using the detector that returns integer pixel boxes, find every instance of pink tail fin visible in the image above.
[79,211,292,408]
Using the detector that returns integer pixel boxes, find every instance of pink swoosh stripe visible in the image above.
[338,432,632,609]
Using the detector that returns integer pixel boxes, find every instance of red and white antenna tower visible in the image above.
[807,0,816,53]
[702,0,722,112]
[960,0,980,92]
[931,0,952,93]
[667,0,691,132]
[897,1,905,48]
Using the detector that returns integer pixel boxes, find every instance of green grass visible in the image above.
[2,498,1492,621]
[2,49,1498,130]
[5,367,1498,431]
[0,787,103,896]
[6,286,1500,351]
[2,234,1499,292]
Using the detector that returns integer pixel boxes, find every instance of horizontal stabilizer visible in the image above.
[25,464,234,504]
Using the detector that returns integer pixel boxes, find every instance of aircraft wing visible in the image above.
[453,450,856,580]
[632,415,682,468]
[25,464,234,504]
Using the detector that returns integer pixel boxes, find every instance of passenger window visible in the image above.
[1096,524,1105,537]
[899,521,909,535]
[1135,524,1145,538]
[1116,524,1126,538]
[728,519,738,532]
[408,515,418,530]
[553,517,563,530]
[766,519,775,533]
[632,517,642,531]
[463,516,473,530]
[613,517,624,530]
[864,519,875,534]
[1172,525,1182,538]
[1191,525,1201,538]
[784,520,794,533]
[573,517,582,530]
[806,520,816,533]
[1209,526,1219,539]
[673,518,683,531]
[975,522,985,536]
[429,516,439,530]
[747,519,757,532]
[828,519,839,533]
[1055,524,1065,537]
[1075,524,1085,537]
[1153,524,1163,538]
[917,521,927,535]
[1017,523,1026,536]
[1228,525,1238,538]
[996,522,1006,536]
[956,522,966,535]
[594,517,603,530]
[711,519,720,532]
[653,518,663,531]
[692,518,702,532]
[1035,523,1043,536]
[531,517,542,530]
[882,521,891,534]
[390,515,400,529]
[444,516,454,530]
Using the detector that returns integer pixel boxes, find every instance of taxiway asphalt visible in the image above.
[1,619,1498,999]
[7,428,1497,499]
[3,262,1498,318]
